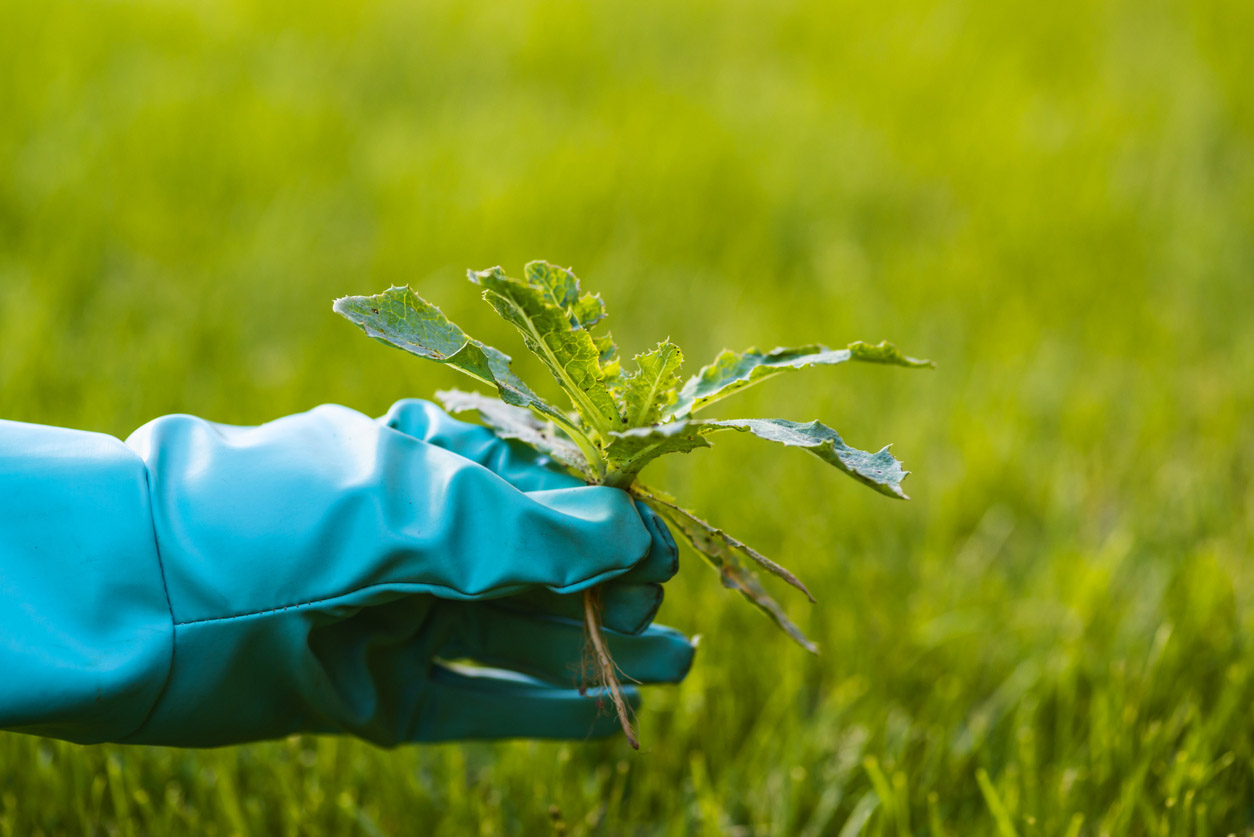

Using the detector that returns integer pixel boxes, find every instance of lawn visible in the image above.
[1,0,1252,833]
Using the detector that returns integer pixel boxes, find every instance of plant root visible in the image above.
[582,586,638,749]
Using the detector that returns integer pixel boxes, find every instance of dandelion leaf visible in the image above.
[708,418,910,499]
[618,340,684,427]
[333,286,568,427]
[636,487,817,653]
[674,341,931,417]
[469,265,622,431]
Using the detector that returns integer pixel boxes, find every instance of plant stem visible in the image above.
[549,415,605,481]
[583,587,637,749]
[601,467,634,490]
[581,452,637,745]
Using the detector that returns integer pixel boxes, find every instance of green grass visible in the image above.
[2,0,1252,833]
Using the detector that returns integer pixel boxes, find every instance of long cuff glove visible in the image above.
[0,401,693,748]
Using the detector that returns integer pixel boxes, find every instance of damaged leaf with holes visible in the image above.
[334,260,931,747]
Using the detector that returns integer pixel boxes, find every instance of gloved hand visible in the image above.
[0,400,693,747]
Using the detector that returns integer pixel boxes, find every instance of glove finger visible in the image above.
[614,503,679,586]
[505,583,664,636]
[342,483,652,598]
[506,503,676,634]
[411,664,641,742]
[446,604,696,688]
[379,399,582,492]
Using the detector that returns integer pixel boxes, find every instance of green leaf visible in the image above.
[604,415,910,499]
[436,389,592,478]
[602,421,712,487]
[673,341,932,417]
[469,266,623,435]
[618,340,684,427]
[847,340,934,367]
[519,261,618,373]
[708,418,911,499]
[333,286,563,423]
[594,332,621,378]
[635,487,818,653]
[523,260,607,329]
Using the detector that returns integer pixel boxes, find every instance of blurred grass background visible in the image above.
[1,0,1252,833]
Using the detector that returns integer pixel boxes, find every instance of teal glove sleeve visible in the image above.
[0,402,693,748]
[0,421,172,744]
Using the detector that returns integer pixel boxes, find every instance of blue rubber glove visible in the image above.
[0,400,693,747]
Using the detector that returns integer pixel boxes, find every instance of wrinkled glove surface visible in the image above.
[0,400,692,747]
